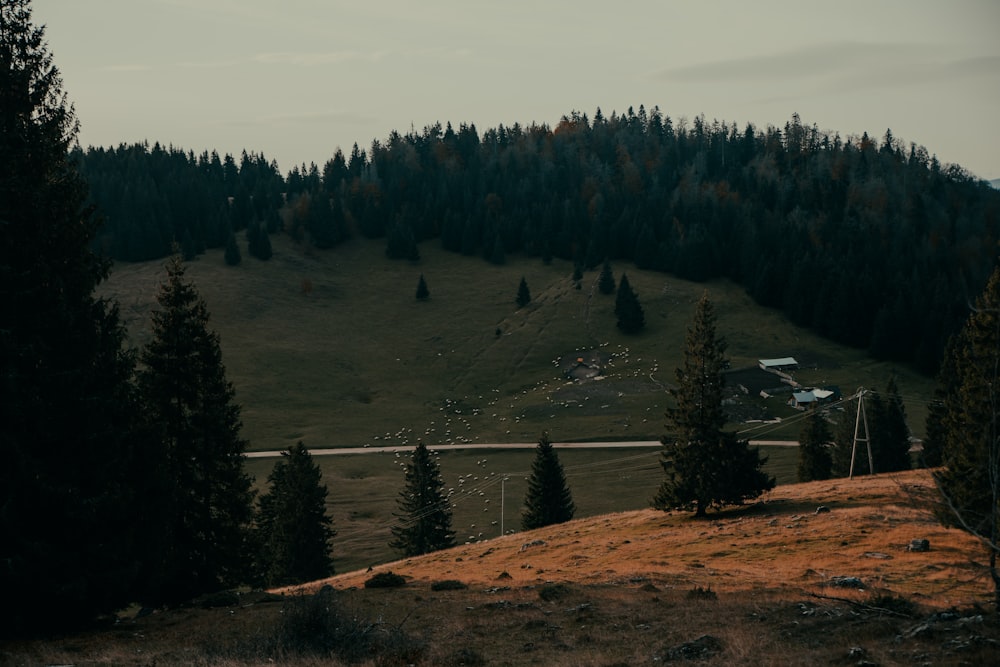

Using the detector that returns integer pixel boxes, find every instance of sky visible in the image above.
[34,1,1000,180]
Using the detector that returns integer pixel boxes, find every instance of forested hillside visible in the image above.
[76,109,1000,373]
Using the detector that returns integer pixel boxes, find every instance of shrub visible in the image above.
[686,585,718,601]
[869,593,916,617]
[270,587,423,662]
[431,579,468,591]
[364,571,407,589]
[538,583,571,601]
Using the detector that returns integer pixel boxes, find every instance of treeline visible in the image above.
[77,110,1000,373]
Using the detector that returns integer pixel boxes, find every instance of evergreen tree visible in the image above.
[521,432,575,530]
[489,234,505,265]
[516,276,531,308]
[0,0,142,635]
[255,442,335,587]
[416,273,430,301]
[598,258,616,294]
[224,228,241,266]
[615,273,645,334]
[248,221,272,260]
[798,410,833,482]
[651,293,773,516]
[390,442,455,557]
[923,337,962,468]
[932,266,1000,610]
[870,376,911,472]
[137,256,255,604]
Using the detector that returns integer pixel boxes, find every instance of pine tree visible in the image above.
[932,266,1000,610]
[416,273,430,301]
[923,337,962,468]
[521,432,575,530]
[255,442,335,586]
[598,258,616,295]
[224,228,241,266]
[390,442,455,557]
[137,255,255,604]
[651,293,773,516]
[798,410,833,482]
[0,0,141,634]
[871,376,911,472]
[615,273,645,334]
[516,276,531,308]
[248,221,272,260]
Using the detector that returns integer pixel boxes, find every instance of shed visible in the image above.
[789,391,817,410]
[759,357,799,371]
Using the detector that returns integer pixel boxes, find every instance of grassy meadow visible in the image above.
[101,232,936,452]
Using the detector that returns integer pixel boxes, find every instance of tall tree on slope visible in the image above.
[0,0,141,634]
[255,442,335,586]
[390,442,455,557]
[521,432,575,530]
[136,256,255,604]
[651,293,773,516]
[932,266,1000,610]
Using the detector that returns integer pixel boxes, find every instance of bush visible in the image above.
[364,571,407,589]
[685,585,717,601]
[869,593,916,617]
[431,579,468,591]
[538,583,571,602]
[269,587,423,662]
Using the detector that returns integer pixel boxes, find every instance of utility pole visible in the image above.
[500,475,507,536]
[849,388,875,479]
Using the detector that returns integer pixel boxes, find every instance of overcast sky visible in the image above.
[34,1,1000,180]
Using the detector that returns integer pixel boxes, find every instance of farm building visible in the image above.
[788,387,840,410]
[758,357,799,371]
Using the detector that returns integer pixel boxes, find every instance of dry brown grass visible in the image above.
[7,469,999,666]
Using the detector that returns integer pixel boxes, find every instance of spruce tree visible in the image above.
[1,0,141,634]
[798,410,833,482]
[615,273,645,334]
[255,442,335,586]
[516,276,531,307]
[932,266,1000,610]
[651,293,773,516]
[598,258,616,295]
[521,432,575,530]
[923,336,962,468]
[871,376,911,472]
[416,273,430,300]
[390,442,455,557]
[224,228,241,266]
[137,255,255,604]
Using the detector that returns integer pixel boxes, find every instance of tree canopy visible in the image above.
[74,110,1000,373]
[390,442,455,557]
[930,265,1000,610]
[0,0,142,634]
[651,293,774,515]
[136,255,255,604]
[255,442,335,587]
[521,432,575,530]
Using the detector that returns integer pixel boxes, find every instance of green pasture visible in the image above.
[246,444,800,574]
[103,234,936,454]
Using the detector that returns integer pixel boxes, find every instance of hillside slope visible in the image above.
[100,234,935,450]
[305,469,988,606]
[8,470,996,666]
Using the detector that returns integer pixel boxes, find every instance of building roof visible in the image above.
[792,391,817,403]
[759,357,799,368]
